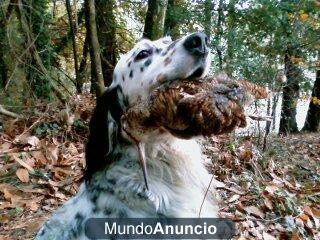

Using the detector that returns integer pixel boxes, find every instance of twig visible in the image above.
[198,175,214,217]
[0,105,22,118]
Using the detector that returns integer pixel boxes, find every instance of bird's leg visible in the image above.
[122,128,149,191]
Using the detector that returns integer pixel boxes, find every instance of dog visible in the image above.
[36,32,218,239]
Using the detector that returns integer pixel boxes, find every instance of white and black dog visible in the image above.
[36,32,218,239]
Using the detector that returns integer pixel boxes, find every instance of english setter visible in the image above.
[36,32,218,239]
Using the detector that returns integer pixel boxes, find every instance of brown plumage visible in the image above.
[121,73,268,189]
[121,73,268,141]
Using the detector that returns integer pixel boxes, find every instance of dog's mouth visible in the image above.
[186,67,204,80]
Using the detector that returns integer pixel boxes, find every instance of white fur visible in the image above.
[36,33,217,240]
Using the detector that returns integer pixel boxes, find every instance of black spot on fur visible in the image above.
[118,209,128,218]
[140,67,144,72]
[128,61,132,67]
[156,48,162,54]
[107,178,116,185]
[91,194,98,204]
[107,186,115,194]
[39,228,45,236]
[92,206,99,214]
[72,213,84,238]
[137,192,148,200]
[129,70,133,78]
[104,208,113,215]
[122,75,125,82]
[75,212,84,221]
[144,59,152,67]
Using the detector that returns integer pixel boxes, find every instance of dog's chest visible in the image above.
[88,139,218,218]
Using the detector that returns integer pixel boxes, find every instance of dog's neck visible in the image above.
[86,136,217,217]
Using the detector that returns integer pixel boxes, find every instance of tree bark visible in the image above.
[85,0,105,96]
[214,0,224,71]
[66,0,81,93]
[203,0,212,40]
[143,0,168,40]
[95,0,117,87]
[279,48,300,134]
[226,0,236,75]
[0,0,16,88]
[55,6,85,54]
[164,0,181,39]
[78,33,89,91]
[303,51,320,132]
[17,0,67,103]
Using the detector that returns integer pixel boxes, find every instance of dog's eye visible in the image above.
[135,50,151,61]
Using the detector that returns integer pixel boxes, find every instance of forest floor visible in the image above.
[0,94,319,240]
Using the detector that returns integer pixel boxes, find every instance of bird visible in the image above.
[122,72,268,140]
[121,72,268,189]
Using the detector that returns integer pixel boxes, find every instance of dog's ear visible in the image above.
[84,86,127,181]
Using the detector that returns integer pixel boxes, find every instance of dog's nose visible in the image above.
[183,32,209,56]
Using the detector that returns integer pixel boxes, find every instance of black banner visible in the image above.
[85,218,235,239]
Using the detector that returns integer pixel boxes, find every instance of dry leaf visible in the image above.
[3,188,13,201]
[31,150,47,165]
[311,206,320,217]
[262,191,273,210]
[45,145,59,165]
[16,168,29,183]
[11,153,34,172]
[245,206,265,219]
[291,229,301,240]
[262,232,276,240]
[265,185,279,194]
[228,194,240,203]
[24,136,40,147]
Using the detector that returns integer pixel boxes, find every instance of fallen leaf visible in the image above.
[291,229,300,240]
[31,150,47,165]
[24,136,40,147]
[16,168,29,183]
[11,153,34,172]
[3,188,13,201]
[228,194,240,203]
[265,185,279,194]
[262,191,273,210]
[45,145,59,165]
[245,206,265,219]
[263,232,276,240]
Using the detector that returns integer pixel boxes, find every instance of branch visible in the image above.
[0,105,22,118]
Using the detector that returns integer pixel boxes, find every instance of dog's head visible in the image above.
[85,32,211,181]
[111,32,211,105]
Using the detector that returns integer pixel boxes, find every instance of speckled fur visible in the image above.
[36,33,217,240]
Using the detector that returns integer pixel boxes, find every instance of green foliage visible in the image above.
[23,0,54,99]
[35,122,61,137]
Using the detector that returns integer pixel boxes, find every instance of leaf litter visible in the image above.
[0,93,319,239]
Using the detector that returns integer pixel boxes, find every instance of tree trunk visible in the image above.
[85,0,105,96]
[164,0,181,39]
[95,0,117,87]
[143,0,168,40]
[214,0,224,71]
[279,48,300,134]
[0,0,16,88]
[226,0,236,75]
[303,52,320,132]
[55,6,85,54]
[66,0,81,93]
[0,24,7,88]
[203,0,212,40]
[17,0,67,103]
[78,33,89,91]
